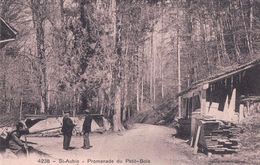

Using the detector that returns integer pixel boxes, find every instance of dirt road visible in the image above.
[3,124,209,165]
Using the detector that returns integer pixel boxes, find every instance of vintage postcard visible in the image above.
[0,0,260,165]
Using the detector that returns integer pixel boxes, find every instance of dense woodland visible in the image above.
[0,0,259,130]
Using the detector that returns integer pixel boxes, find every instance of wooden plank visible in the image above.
[193,125,201,154]
[217,139,230,142]
[213,148,226,152]
[231,146,240,149]
[229,138,240,141]
[24,135,29,157]
[207,145,224,148]
[190,136,194,147]
[225,148,239,152]
[224,141,234,144]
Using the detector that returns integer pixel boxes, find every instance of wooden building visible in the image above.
[177,59,260,136]
[0,17,17,152]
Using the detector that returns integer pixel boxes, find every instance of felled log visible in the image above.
[29,127,61,134]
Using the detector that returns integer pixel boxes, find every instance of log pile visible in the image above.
[199,120,241,154]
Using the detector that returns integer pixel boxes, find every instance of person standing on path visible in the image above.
[82,109,92,149]
[61,110,76,150]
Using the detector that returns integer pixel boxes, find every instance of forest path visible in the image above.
[28,124,207,165]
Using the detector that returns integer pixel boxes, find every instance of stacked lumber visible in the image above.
[240,96,260,103]
[199,120,241,154]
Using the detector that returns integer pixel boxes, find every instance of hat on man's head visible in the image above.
[16,121,26,128]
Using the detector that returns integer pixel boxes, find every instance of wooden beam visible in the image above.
[29,126,62,134]
[193,125,201,154]
[0,38,15,44]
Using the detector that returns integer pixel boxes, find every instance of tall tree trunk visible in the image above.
[31,0,48,114]
[153,40,156,105]
[123,73,128,120]
[229,1,240,61]
[218,17,230,63]
[249,0,254,54]
[113,86,123,131]
[141,76,144,111]
[141,46,145,111]
[72,88,77,117]
[161,6,164,99]
[19,97,23,120]
[123,27,130,120]
[177,27,181,118]
[7,100,11,114]
[59,0,67,58]
[111,0,124,131]
[136,47,140,112]
[200,15,210,74]
[150,32,153,103]
[1,51,7,112]
[213,9,222,66]
[177,5,181,118]
[136,77,140,112]
[239,0,253,56]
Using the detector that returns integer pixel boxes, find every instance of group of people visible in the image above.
[1,109,93,158]
[61,109,93,150]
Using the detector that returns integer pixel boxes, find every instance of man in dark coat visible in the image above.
[82,109,92,149]
[61,111,76,150]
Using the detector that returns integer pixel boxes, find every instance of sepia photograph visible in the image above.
[0,0,260,164]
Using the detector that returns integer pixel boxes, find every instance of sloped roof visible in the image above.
[0,17,17,48]
[178,58,260,96]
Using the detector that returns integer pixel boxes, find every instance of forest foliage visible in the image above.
[0,0,259,130]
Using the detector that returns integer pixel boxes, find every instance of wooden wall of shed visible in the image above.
[204,64,260,117]
[181,92,201,119]
[207,80,230,111]
[179,64,260,121]
[206,72,244,113]
[239,65,260,96]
